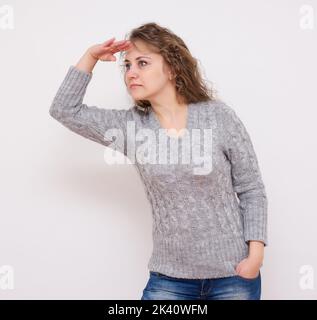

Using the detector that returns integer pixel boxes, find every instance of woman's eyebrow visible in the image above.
[124,56,152,62]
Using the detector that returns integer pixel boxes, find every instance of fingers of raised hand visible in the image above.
[104,39,132,52]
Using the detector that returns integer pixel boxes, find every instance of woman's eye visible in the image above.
[123,60,147,70]
[139,60,147,67]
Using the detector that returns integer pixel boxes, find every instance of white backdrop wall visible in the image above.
[0,0,316,299]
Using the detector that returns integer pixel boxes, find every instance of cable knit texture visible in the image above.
[49,65,268,279]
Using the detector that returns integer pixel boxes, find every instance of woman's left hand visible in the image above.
[235,256,262,279]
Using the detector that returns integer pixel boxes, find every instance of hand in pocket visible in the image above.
[235,257,261,279]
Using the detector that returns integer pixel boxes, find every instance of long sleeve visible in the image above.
[49,65,133,156]
[219,102,268,246]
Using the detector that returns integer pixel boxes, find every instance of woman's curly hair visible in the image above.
[119,22,218,114]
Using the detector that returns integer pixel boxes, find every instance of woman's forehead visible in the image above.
[124,40,159,60]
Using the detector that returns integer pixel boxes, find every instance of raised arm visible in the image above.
[49,38,134,156]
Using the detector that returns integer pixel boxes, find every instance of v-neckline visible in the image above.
[149,102,195,140]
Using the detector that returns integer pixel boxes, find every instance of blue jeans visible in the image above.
[141,271,261,300]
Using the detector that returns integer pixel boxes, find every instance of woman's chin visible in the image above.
[131,93,146,99]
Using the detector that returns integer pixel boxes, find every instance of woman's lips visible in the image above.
[130,84,142,89]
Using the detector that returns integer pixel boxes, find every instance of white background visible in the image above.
[0,0,316,299]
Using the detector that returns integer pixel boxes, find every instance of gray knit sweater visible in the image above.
[49,65,268,279]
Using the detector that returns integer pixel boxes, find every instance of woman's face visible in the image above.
[123,40,173,102]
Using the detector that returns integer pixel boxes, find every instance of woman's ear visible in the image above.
[168,71,176,81]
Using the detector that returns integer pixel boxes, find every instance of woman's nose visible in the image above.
[126,63,140,76]
[126,69,138,78]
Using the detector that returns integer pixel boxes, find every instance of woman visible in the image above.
[49,22,268,300]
